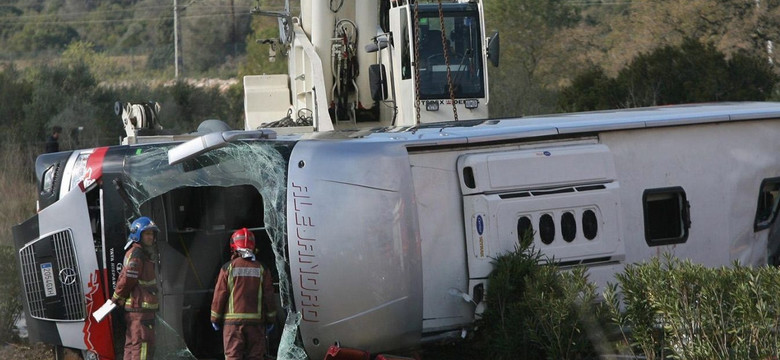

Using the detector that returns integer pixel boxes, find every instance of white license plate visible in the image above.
[40,262,57,297]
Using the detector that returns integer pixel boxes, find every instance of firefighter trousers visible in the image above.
[124,311,156,360]
[223,323,266,360]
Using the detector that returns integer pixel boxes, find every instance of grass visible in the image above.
[0,143,35,343]
[0,143,38,247]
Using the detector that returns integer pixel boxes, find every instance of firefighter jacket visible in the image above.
[112,242,159,312]
[210,255,276,325]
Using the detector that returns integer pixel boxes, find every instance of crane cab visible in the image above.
[248,0,498,132]
[386,0,494,126]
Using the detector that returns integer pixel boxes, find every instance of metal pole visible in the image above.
[756,0,774,64]
[230,0,237,56]
[174,0,179,78]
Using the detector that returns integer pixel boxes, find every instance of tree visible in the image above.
[181,0,252,74]
[146,15,175,71]
[557,67,620,112]
[79,3,136,53]
[62,41,119,78]
[7,17,79,53]
[0,66,32,143]
[22,62,98,145]
[617,39,730,107]
[559,38,777,111]
[484,0,580,117]
[728,49,778,100]
[555,0,780,79]
[239,15,288,77]
[0,5,23,43]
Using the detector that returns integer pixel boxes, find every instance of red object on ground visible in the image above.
[323,344,370,360]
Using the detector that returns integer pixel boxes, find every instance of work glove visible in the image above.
[212,322,220,331]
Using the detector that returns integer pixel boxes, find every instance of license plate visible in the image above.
[40,262,57,297]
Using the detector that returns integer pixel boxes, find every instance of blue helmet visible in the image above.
[127,216,159,244]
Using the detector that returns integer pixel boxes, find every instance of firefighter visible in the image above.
[112,216,160,360]
[211,228,277,360]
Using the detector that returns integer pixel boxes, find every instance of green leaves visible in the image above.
[608,256,780,359]
[480,240,605,360]
[478,243,780,359]
[559,38,779,111]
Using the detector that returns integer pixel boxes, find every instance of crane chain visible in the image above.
[437,0,458,121]
[413,1,421,125]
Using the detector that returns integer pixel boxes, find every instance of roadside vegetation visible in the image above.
[421,241,780,359]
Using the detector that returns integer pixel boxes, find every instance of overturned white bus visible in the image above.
[13,101,780,359]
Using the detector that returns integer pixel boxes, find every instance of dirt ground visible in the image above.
[0,342,54,360]
[0,340,476,359]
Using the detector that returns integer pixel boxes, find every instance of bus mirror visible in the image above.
[487,31,500,67]
[369,64,388,101]
[365,43,379,53]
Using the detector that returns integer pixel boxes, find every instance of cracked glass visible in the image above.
[119,140,307,359]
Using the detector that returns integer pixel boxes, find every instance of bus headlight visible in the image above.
[70,152,91,191]
[465,99,479,109]
[425,101,439,112]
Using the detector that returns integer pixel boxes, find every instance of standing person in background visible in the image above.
[112,217,160,360]
[44,125,62,153]
[211,228,277,360]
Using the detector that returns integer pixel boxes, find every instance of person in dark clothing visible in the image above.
[211,228,277,360]
[45,126,62,153]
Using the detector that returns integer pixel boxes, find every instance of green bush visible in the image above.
[477,246,780,359]
[559,38,778,112]
[479,239,608,359]
[605,255,780,359]
[0,245,22,343]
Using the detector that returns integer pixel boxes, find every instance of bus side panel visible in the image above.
[602,121,780,267]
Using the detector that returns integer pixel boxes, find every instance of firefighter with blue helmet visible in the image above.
[112,216,160,360]
[211,228,277,360]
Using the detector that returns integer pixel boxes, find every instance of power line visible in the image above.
[0,5,254,24]
[0,12,252,26]
[566,0,634,5]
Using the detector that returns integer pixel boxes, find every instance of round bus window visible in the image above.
[539,214,555,245]
[517,216,533,243]
[583,210,598,240]
[561,212,576,242]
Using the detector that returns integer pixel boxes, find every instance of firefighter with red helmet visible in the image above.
[110,216,160,360]
[211,228,277,360]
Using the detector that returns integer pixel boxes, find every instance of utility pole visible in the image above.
[174,0,179,78]
[756,0,774,65]
[173,0,186,78]
[230,0,237,57]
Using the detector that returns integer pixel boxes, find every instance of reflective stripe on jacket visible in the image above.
[210,255,276,325]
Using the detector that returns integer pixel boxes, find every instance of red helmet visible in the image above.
[230,228,255,251]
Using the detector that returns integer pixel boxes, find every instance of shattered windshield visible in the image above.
[119,140,308,359]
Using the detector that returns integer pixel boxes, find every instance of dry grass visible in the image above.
[0,343,53,360]
[0,53,148,71]
[0,143,39,247]
[105,54,148,69]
